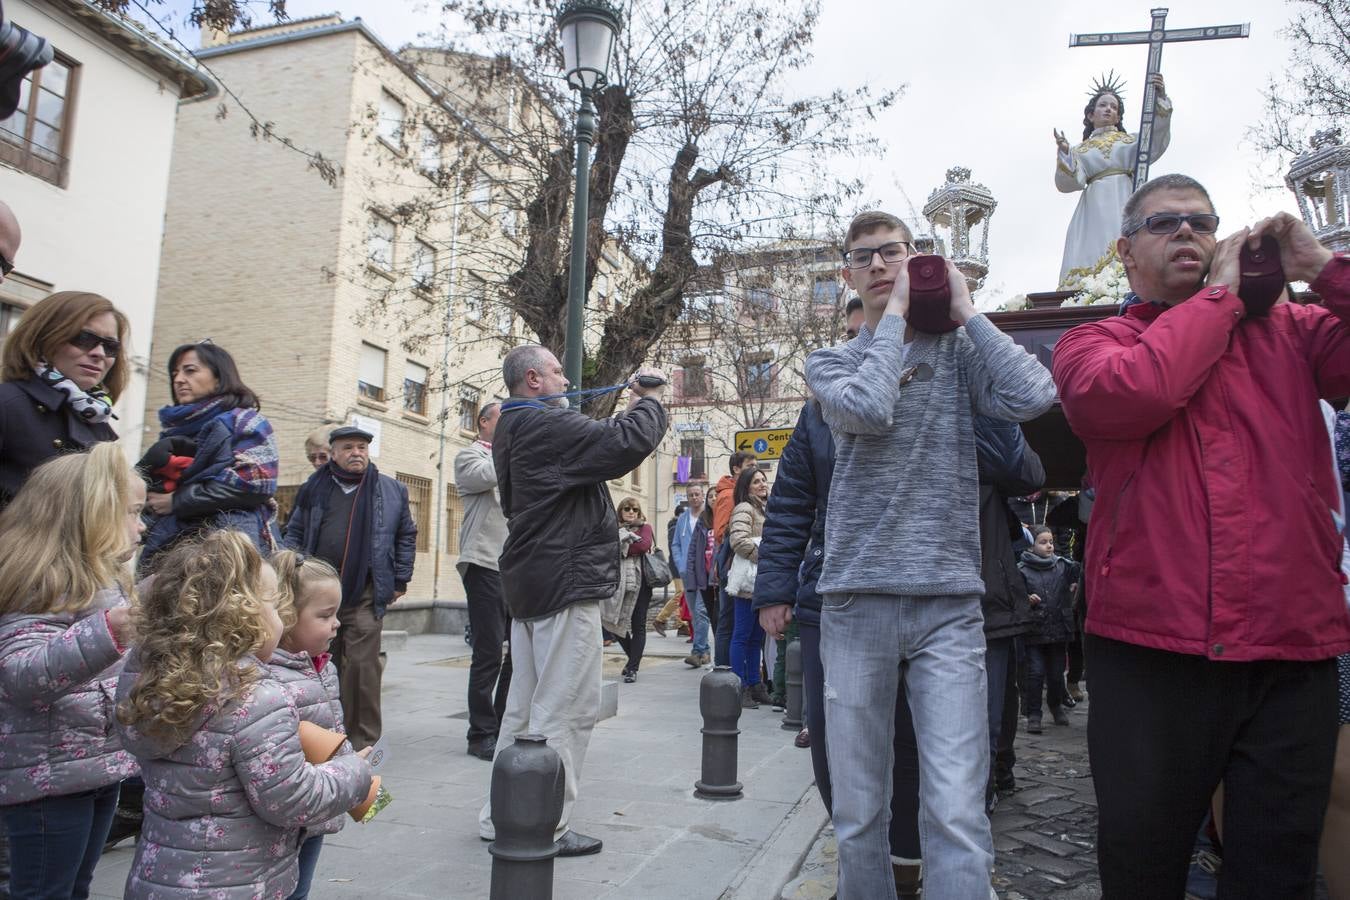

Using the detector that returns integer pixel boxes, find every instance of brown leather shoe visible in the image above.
[653,619,667,637]
[794,728,810,749]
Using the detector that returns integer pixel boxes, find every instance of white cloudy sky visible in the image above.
[156,0,1306,303]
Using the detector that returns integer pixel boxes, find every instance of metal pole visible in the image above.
[431,172,463,600]
[564,87,597,391]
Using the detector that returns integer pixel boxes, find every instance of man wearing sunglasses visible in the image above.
[0,200,19,284]
[1054,174,1350,897]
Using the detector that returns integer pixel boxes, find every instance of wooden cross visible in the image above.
[1070,8,1250,189]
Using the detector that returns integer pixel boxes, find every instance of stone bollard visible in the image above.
[781,638,804,731]
[489,734,565,900]
[694,665,743,801]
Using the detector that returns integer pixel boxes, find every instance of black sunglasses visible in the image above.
[70,329,121,358]
[1125,213,1220,237]
[0,253,12,276]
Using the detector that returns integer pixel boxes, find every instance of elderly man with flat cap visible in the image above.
[284,424,417,747]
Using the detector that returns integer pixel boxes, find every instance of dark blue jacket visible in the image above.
[283,471,417,620]
[975,415,1045,638]
[683,518,714,591]
[752,400,834,626]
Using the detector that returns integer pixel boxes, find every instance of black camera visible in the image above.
[0,2,54,120]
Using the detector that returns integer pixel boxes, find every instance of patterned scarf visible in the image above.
[157,396,229,438]
[33,361,117,423]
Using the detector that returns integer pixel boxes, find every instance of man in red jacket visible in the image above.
[1054,173,1350,898]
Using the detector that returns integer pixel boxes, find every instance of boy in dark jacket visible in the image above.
[1019,525,1081,733]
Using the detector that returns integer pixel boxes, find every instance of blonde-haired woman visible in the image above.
[115,531,372,899]
[0,443,143,898]
[604,498,655,684]
[0,291,128,507]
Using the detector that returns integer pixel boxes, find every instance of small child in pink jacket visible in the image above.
[115,531,371,899]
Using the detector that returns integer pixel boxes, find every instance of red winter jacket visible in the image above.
[1053,255,1350,662]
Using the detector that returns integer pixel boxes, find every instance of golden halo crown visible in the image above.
[1087,70,1127,101]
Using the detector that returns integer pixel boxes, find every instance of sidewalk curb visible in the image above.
[718,785,828,900]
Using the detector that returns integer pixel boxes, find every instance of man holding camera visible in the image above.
[805,211,1055,899]
[1054,174,1350,897]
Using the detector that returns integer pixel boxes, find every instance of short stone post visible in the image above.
[694,665,743,800]
[489,734,564,900]
[781,638,804,731]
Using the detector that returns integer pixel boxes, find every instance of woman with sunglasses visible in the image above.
[0,291,128,508]
[137,341,279,576]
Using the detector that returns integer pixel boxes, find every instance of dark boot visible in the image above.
[749,683,772,705]
[1050,705,1070,726]
[1026,715,1043,735]
[893,862,922,898]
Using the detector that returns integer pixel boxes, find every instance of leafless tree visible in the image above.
[1251,0,1350,159]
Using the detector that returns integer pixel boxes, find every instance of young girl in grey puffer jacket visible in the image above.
[115,531,372,899]
[0,443,144,899]
[267,550,348,900]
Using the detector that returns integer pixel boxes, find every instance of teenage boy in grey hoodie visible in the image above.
[805,210,1056,900]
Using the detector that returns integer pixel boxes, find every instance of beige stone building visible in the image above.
[652,238,850,509]
[150,14,655,601]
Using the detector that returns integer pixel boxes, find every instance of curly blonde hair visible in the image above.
[117,531,272,745]
[0,443,134,616]
[270,549,340,630]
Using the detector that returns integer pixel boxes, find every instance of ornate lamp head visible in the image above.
[922,167,997,291]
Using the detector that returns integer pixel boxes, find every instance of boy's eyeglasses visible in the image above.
[842,241,914,269]
[70,329,121,358]
[1124,213,1220,237]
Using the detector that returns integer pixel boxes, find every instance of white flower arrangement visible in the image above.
[1062,258,1130,307]
[991,293,1030,312]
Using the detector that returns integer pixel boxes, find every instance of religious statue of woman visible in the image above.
[1054,72,1172,289]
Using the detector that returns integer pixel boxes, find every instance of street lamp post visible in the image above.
[556,0,621,391]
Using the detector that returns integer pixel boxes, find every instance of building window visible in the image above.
[0,303,23,343]
[377,90,405,148]
[471,171,492,210]
[746,284,775,313]
[445,484,463,553]
[464,275,484,321]
[631,458,643,489]
[680,357,708,399]
[419,129,440,174]
[412,240,436,291]
[812,274,840,306]
[358,343,386,402]
[679,438,706,482]
[367,215,395,271]
[495,305,513,336]
[458,386,481,432]
[0,52,77,186]
[404,361,428,415]
[396,472,432,552]
[742,353,774,398]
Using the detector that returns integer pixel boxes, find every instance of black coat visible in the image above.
[493,397,666,621]
[0,377,118,507]
[1019,551,1082,645]
[753,400,833,626]
[975,415,1046,639]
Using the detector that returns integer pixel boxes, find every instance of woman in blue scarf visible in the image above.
[138,342,279,575]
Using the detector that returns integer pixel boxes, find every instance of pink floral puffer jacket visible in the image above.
[265,648,349,837]
[0,586,137,806]
[115,653,372,899]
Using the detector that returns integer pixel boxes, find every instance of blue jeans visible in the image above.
[690,586,712,656]
[1,783,119,900]
[730,597,765,687]
[1023,641,1067,718]
[985,636,1016,804]
[821,593,993,900]
[286,833,325,900]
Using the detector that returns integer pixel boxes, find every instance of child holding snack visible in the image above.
[267,550,347,900]
[115,530,372,899]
